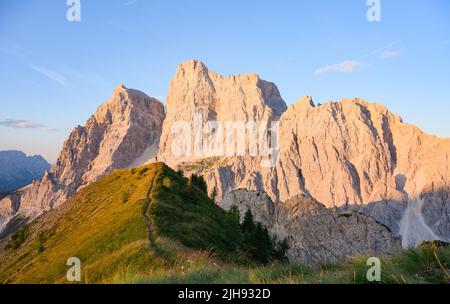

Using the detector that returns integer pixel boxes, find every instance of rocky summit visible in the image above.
[158,59,287,167]
[1,60,449,252]
[0,85,165,233]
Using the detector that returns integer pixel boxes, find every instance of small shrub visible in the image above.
[36,232,46,253]
[138,167,149,176]
[122,189,131,203]
[399,242,450,283]
[6,226,29,250]
[241,210,255,233]
[188,174,208,194]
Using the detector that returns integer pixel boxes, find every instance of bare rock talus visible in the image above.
[0,85,165,233]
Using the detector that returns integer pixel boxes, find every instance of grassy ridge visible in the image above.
[0,163,448,284]
[149,167,286,264]
[150,166,239,255]
[0,163,282,283]
[0,164,160,283]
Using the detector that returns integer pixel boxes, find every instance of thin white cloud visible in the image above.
[29,64,68,87]
[315,37,409,76]
[381,50,401,59]
[356,36,409,61]
[314,60,362,75]
[123,0,139,7]
[39,127,59,132]
[0,119,42,129]
[0,119,59,132]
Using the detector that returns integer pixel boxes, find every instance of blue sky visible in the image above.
[0,0,449,163]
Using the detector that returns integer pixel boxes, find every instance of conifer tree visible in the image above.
[241,209,255,233]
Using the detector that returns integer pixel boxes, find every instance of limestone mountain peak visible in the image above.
[0,85,166,231]
[159,61,287,166]
[113,83,127,93]
[294,95,315,108]
[177,59,209,72]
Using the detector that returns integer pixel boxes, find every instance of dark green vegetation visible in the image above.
[5,226,29,250]
[0,163,448,284]
[238,208,289,264]
[147,167,287,264]
[187,173,208,194]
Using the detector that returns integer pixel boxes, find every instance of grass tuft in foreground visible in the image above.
[116,241,449,284]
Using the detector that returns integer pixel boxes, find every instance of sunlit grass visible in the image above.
[1,163,448,284]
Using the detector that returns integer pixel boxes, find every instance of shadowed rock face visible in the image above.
[220,189,402,266]
[0,85,165,234]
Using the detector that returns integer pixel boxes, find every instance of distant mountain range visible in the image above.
[0,151,50,193]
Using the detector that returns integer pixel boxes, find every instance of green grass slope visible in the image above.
[0,164,162,283]
[0,163,448,284]
[0,163,283,283]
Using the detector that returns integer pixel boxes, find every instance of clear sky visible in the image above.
[0,0,449,163]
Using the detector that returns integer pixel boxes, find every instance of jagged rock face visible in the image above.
[53,85,165,188]
[0,85,165,231]
[158,60,287,167]
[0,151,51,192]
[180,96,450,247]
[275,98,450,247]
[221,189,402,266]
